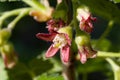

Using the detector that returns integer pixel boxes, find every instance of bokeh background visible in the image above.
[0,0,120,80]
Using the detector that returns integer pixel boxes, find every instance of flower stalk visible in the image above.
[97,51,120,57]
[100,20,114,40]
[8,9,30,30]
[0,8,32,28]
[106,58,120,80]
[22,0,47,12]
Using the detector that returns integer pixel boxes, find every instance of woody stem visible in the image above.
[62,0,76,80]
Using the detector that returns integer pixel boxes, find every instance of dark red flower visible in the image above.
[77,8,96,33]
[46,19,65,32]
[36,32,71,62]
[0,43,18,68]
[78,45,97,64]
[75,35,97,64]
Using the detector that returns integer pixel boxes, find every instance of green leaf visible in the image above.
[0,58,8,80]
[79,0,120,24]
[29,58,53,76]
[34,74,64,80]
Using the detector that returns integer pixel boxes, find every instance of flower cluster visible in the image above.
[36,6,97,64]
[36,17,97,64]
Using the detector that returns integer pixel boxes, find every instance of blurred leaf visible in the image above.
[48,58,62,73]
[0,58,8,80]
[34,74,64,80]
[76,58,107,73]
[79,0,120,24]
[92,39,112,51]
[8,62,32,80]
[29,57,53,76]
[113,0,120,3]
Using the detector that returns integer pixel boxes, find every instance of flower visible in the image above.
[36,31,71,62]
[75,35,97,64]
[77,8,96,33]
[78,45,97,64]
[0,43,17,68]
[46,19,65,32]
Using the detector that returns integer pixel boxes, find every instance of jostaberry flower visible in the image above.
[0,43,17,68]
[36,32,71,62]
[75,34,97,64]
[46,19,65,32]
[77,7,96,33]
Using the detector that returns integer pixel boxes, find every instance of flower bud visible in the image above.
[0,43,18,68]
[29,7,53,22]
[0,28,11,46]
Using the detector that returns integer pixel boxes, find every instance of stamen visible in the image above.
[53,34,67,48]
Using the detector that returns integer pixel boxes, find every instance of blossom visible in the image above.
[75,35,97,64]
[78,45,97,64]
[36,31,71,62]
[46,19,65,32]
[77,8,96,33]
[0,43,18,68]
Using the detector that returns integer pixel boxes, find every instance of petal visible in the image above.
[84,46,97,58]
[45,44,59,58]
[90,16,96,21]
[78,50,87,64]
[36,33,57,41]
[60,45,70,62]
[1,52,17,69]
[64,34,71,46]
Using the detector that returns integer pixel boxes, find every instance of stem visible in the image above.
[65,0,73,25]
[40,0,50,8]
[62,59,76,80]
[100,20,114,39]
[72,0,79,33]
[0,8,32,28]
[8,9,30,30]
[22,0,47,13]
[62,0,76,80]
[106,58,120,80]
[97,51,120,57]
